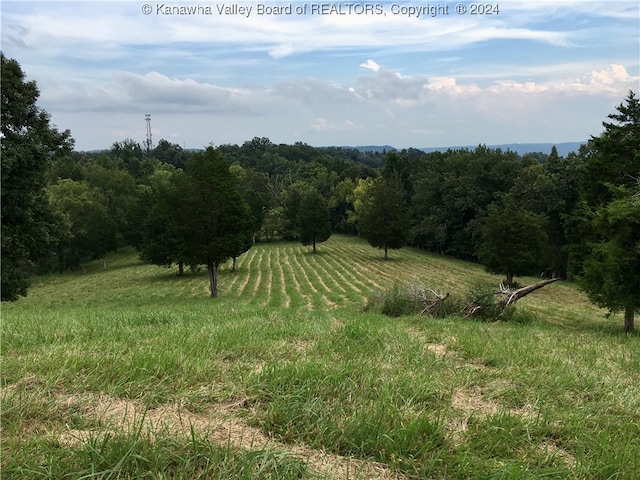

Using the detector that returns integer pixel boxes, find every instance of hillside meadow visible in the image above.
[2,235,639,479]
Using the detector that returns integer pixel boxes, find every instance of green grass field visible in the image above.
[2,235,639,479]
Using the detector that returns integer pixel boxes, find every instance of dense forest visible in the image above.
[2,53,639,331]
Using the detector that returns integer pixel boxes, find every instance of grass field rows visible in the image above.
[2,235,639,479]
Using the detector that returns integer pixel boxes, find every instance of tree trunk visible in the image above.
[103,257,107,271]
[178,261,184,276]
[313,238,317,253]
[207,260,218,298]
[624,305,635,334]
[505,272,514,287]
[232,257,237,272]
[384,245,388,259]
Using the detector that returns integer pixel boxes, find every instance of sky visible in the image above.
[1,0,639,151]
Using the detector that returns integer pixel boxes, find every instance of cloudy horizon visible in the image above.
[2,0,638,151]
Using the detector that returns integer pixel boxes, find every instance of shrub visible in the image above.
[365,282,463,318]
[463,280,515,321]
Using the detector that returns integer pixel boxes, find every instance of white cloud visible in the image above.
[311,117,361,132]
[360,59,380,72]
[40,71,272,114]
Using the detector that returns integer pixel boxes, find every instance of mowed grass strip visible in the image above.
[2,235,639,479]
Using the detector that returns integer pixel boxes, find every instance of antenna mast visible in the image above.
[144,114,153,153]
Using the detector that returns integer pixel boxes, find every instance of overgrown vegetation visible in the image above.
[364,279,545,322]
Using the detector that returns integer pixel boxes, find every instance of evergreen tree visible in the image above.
[297,188,332,253]
[355,174,410,259]
[176,147,253,297]
[574,91,640,332]
[477,198,549,286]
[1,53,74,300]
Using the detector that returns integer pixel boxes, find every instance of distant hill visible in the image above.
[419,142,586,157]
[345,142,586,157]
[345,145,397,154]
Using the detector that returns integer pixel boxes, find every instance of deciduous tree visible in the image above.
[297,188,332,253]
[47,179,118,270]
[477,198,549,287]
[354,174,409,259]
[1,53,73,300]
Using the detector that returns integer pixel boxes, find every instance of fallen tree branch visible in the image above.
[496,278,561,309]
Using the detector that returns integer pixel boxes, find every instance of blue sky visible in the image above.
[2,0,638,150]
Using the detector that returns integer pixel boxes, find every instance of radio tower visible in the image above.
[144,114,153,153]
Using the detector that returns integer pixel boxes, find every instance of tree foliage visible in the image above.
[137,165,190,274]
[574,91,640,332]
[47,179,118,270]
[411,146,521,259]
[1,53,74,300]
[173,147,254,297]
[354,174,410,259]
[477,198,549,286]
[297,188,332,253]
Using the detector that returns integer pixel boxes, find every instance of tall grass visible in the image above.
[2,236,639,479]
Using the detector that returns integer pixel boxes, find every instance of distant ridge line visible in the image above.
[345,141,586,157]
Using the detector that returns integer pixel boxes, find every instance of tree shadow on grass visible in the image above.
[301,250,329,257]
[565,315,640,338]
[365,254,406,263]
[147,268,206,283]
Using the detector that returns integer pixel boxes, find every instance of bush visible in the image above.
[365,282,463,318]
[366,280,533,323]
[463,280,522,322]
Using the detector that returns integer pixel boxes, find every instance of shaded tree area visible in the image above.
[171,148,254,297]
[45,146,146,272]
[136,165,190,275]
[477,198,549,287]
[411,146,521,260]
[217,138,380,241]
[297,188,332,253]
[507,146,582,278]
[1,53,74,300]
[569,91,640,332]
[351,174,410,259]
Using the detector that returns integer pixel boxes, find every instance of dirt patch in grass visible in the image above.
[446,383,542,446]
[451,385,500,417]
[52,393,405,480]
[427,343,449,358]
[538,439,577,467]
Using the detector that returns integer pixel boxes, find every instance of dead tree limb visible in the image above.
[462,278,562,320]
[420,291,449,316]
[496,278,561,309]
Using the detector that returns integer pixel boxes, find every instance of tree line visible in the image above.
[2,53,638,331]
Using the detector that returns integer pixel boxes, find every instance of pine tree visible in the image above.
[575,91,640,333]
